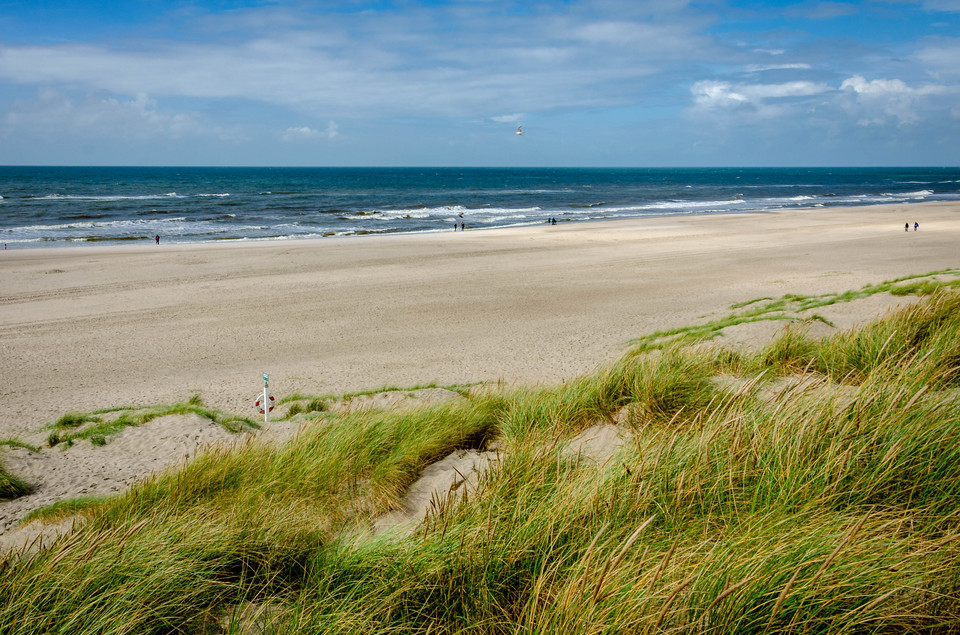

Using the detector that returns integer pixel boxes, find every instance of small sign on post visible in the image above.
[255,372,274,423]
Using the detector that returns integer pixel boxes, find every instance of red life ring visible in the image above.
[255,395,275,413]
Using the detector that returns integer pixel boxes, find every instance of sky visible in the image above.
[0,0,958,167]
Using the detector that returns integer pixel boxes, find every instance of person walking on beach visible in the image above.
[914,222,919,231]
[905,223,909,232]
[155,234,160,245]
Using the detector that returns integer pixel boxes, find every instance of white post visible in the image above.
[263,372,270,424]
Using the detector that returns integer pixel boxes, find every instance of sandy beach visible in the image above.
[1,201,957,540]
[2,201,957,437]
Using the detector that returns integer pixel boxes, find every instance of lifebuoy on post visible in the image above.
[255,395,275,414]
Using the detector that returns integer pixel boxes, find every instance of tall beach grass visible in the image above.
[1,289,959,633]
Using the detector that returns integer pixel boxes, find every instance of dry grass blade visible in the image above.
[649,537,680,593]
[651,574,696,632]
[812,512,871,585]
[591,515,657,604]
[701,575,755,617]
[767,564,804,627]
[576,521,610,595]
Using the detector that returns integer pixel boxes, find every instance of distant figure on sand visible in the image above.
[905,223,909,232]
[914,222,919,231]
[155,234,160,245]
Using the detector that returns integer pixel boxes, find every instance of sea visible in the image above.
[1,166,958,248]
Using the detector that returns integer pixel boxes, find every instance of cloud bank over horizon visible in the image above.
[1,0,958,166]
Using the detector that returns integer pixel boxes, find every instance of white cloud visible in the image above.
[282,122,339,141]
[691,81,749,109]
[836,74,958,127]
[914,38,960,80]
[742,81,831,99]
[4,89,208,140]
[745,63,813,73]
[840,75,922,125]
[0,3,713,121]
[691,79,830,116]
[691,72,959,130]
[840,76,911,96]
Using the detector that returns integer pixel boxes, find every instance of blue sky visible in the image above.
[1,0,958,166]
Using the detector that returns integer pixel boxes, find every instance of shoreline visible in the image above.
[3,198,955,253]
[1,201,957,442]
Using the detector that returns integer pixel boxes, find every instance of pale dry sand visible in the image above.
[1,201,957,544]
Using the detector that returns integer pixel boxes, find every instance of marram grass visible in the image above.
[627,268,960,353]
[45,395,260,448]
[2,289,960,633]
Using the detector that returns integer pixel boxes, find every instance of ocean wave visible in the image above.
[569,202,607,208]
[15,217,188,232]
[30,192,184,201]
[607,199,749,213]
[739,183,809,188]
[348,205,543,222]
[881,190,933,198]
[374,208,451,221]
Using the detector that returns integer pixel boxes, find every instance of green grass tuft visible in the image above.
[53,412,101,428]
[45,396,261,446]
[628,268,960,354]
[1,439,40,453]
[284,397,329,418]
[0,461,31,500]
[1,439,36,500]
[20,495,111,525]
